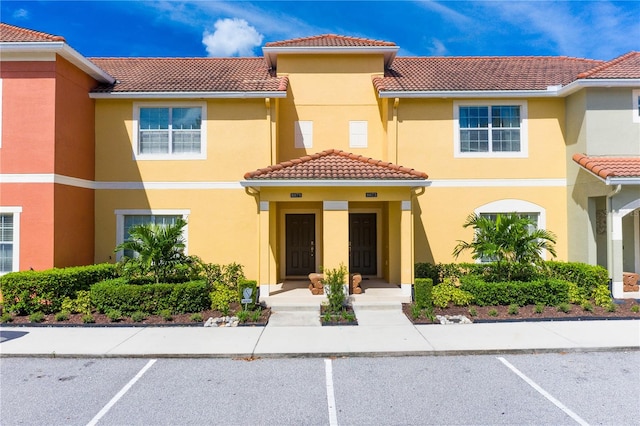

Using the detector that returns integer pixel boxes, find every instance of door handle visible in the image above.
[310,240,314,257]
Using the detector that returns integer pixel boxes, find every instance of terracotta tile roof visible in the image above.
[90,57,288,93]
[0,22,65,42]
[264,34,396,48]
[244,149,428,180]
[577,51,640,79]
[573,153,640,180]
[373,56,603,92]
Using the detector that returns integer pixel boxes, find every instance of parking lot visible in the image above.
[1,351,638,425]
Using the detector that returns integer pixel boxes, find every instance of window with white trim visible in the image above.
[115,210,189,259]
[294,121,313,148]
[454,101,528,158]
[133,103,206,160]
[349,121,368,148]
[633,90,640,123]
[0,207,21,274]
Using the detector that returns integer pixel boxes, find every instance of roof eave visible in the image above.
[0,41,115,84]
[558,78,640,96]
[240,179,429,187]
[263,46,399,68]
[606,177,640,185]
[378,89,562,99]
[89,91,288,99]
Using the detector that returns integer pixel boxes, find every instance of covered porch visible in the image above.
[241,149,429,303]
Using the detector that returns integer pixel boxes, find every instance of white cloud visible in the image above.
[415,0,472,27]
[12,8,29,19]
[202,18,263,57]
[427,38,448,56]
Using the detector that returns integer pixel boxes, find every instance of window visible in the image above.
[454,101,528,158]
[115,210,189,259]
[294,121,313,148]
[349,121,368,148]
[133,103,206,160]
[0,207,21,274]
[633,90,640,123]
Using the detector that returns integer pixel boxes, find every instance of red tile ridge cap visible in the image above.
[577,51,640,78]
[265,34,396,47]
[0,22,66,42]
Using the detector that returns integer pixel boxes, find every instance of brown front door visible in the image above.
[286,214,315,276]
[350,213,377,275]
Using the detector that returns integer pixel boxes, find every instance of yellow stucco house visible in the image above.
[2,25,639,299]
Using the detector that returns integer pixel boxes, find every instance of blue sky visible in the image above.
[1,1,638,60]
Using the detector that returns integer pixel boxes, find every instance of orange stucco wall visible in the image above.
[0,183,54,270]
[0,57,97,270]
[1,61,56,173]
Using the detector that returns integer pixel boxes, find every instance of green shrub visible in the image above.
[606,303,617,313]
[631,305,639,313]
[131,311,146,322]
[459,275,569,306]
[567,281,588,304]
[190,313,203,322]
[468,307,478,317]
[61,290,92,314]
[488,308,498,317]
[238,279,258,310]
[0,264,117,315]
[414,278,433,309]
[200,262,245,290]
[508,304,519,315]
[249,308,262,322]
[546,261,608,295]
[431,282,474,308]
[237,310,249,322]
[159,309,173,321]
[557,303,571,313]
[581,301,593,312]
[91,279,209,315]
[55,311,69,321]
[29,312,45,323]
[106,309,123,322]
[592,284,612,307]
[1,312,13,323]
[210,282,239,315]
[414,262,482,284]
[534,303,545,314]
[82,313,95,324]
[323,264,348,313]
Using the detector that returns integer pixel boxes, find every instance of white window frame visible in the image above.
[474,199,548,262]
[115,209,190,260]
[349,120,368,148]
[0,206,22,275]
[294,120,313,148]
[633,90,640,123]
[454,100,528,158]
[132,102,207,160]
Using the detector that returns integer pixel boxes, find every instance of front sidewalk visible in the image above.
[1,319,638,358]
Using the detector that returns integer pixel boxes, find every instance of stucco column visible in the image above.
[609,210,624,298]
[258,201,275,298]
[400,200,414,297]
[322,201,349,271]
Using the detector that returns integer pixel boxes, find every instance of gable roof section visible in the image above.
[90,57,288,97]
[243,149,428,187]
[264,34,396,47]
[577,51,640,79]
[0,22,65,42]
[573,153,640,185]
[263,34,399,68]
[374,56,603,96]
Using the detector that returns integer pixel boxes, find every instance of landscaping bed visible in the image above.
[403,299,640,324]
[320,305,358,326]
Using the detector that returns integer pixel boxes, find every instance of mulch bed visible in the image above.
[403,299,640,324]
[2,304,271,327]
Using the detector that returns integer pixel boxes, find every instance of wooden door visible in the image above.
[349,213,377,275]
[285,214,315,276]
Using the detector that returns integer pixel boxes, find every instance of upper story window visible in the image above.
[294,121,313,148]
[454,101,528,158]
[633,90,640,123]
[349,121,368,148]
[133,103,206,160]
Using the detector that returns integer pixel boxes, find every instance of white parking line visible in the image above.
[324,359,339,426]
[86,359,157,426]
[498,357,589,426]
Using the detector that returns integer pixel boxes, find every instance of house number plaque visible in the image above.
[290,193,302,198]
[365,192,378,198]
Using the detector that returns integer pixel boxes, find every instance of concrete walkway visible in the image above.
[1,316,638,358]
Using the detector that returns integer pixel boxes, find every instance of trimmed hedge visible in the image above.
[546,261,608,295]
[414,278,433,309]
[0,264,118,315]
[459,275,570,306]
[91,279,210,315]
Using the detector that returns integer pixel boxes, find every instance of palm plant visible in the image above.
[115,218,188,283]
[452,213,557,280]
